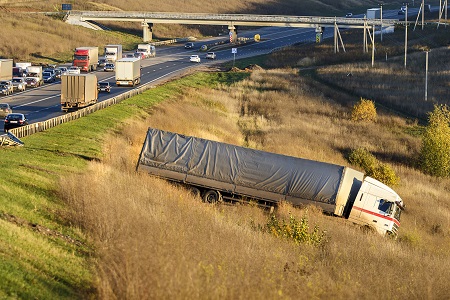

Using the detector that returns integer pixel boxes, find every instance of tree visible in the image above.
[419,104,450,177]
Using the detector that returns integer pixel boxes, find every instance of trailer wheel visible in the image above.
[188,187,201,199]
[202,190,222,204]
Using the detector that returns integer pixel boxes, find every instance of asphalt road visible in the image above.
[0,7,427,132]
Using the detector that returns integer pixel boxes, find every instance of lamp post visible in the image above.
[404,3,408,68]
[425,50,429,101]
[379,3,383,42]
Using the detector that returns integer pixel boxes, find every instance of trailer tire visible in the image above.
[188,187,201,198]
[202,190,222,204]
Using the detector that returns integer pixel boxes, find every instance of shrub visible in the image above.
[349,148,400,186]
[351,97,377,122]
[264,214,327,247]
[419,104,450,177]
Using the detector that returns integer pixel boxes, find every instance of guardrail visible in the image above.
[9,83,154,139]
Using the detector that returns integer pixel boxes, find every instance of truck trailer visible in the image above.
[104,44,123,62]
[0,59,13,81]
[367,8,381,19]
[115,58,141,86]
[60,74,98,112]
[73,47,99,72]
[137,128,405,237]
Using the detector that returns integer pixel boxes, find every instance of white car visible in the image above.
[68,66,81,75]
[190,55,201,63]
[12,77,26,92]
[205,52,216,59]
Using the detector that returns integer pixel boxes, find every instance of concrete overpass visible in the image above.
[65,11,399,42]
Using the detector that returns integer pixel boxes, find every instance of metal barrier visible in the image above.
[9,83,154,139]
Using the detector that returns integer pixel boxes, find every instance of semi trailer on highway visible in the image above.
[0,59,13,81]
[137,128,405,237]
[104,44,123,62]
[73,47,99,72]
[60,74,98,112]
[115,58,141,86]
[367,8,381,19]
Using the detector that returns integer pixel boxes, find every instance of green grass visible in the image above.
[0,71,247,298]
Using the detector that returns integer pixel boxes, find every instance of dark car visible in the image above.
[4,113,28,132]
[43,71,56,83]
[25,77,39,88]
[97,82,111,93]
[184,42,194,49]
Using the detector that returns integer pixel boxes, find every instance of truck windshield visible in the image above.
[74,55,88,61]
[378,199,393,214]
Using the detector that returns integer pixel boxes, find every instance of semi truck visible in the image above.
[136,44,156,58]
[72,47,99,72]
[367,8,381,19]
[137,128,405,237]
[60,74,98,112]
[104,44,123,62]
[26,66,43,86]
[0,59,13,81]
[115,58,141,86]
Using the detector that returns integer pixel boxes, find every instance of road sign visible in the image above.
[232,48,237,54]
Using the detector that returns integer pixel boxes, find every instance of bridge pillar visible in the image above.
[142,22,153,42]
[228,25,237,43]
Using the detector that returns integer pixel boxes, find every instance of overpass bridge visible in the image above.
[66,11,399,43]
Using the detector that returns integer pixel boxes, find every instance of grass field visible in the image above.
[1,66,449,298]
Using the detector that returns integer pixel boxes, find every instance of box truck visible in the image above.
[0,59,13,81]
[73,47,99,72]
[104,44,123,62]
[136,44,156,58]
[25,66,43,87]
[60,74,98,112]
[137,128,405,237]
[367,8,381,19]
[115,58,141,87]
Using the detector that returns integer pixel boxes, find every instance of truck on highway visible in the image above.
[104,44,123,62]
[115,58,141,87]
[0,59,13,81]
[137,128,405,237]
[367,8,381,19]
[26,66,43,87]
[72,47,99,72]
[136,44,156,58]
[60,74,98,112]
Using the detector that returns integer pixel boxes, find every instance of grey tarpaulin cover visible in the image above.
[138,128,345,205]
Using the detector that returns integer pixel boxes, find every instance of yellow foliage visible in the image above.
[351,98,377,122]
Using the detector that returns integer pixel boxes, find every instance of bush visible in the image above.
[349,148,400,186]
[351,97,377,122]
[419,104,450,177]
[264,214,327,247]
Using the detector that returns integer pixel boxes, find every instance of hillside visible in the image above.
[1,0,386,62]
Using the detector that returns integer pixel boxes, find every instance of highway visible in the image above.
[0,7,426,132]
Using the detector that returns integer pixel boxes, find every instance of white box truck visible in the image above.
[60,74,98,112]
[104,44,123,62]
[115,58,141,87]
[137,128,405,237]
[26,66,43,87]
[136,44,156,58]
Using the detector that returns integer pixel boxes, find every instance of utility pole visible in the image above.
[372,25,375,67]
[379,3,383,42]
[404,4,408,68]
[422,0,425,30]
[425,50,429,101]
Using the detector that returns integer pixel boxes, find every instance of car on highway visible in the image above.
[205,52,216,59]
[4,113,28,132]
[68,66,81,75]
[43,71,56,83]
[0,81,13,96]
[98,57,107,68]
[184,42,194,49]
[56,66,68,78]
[190,55,201,63]
[345,12,353,18]
[104,63,115,72]
[12,77,26,92]
[25,77,39,88]
[97,82,111,93]
[134,52,145,59]
[0,103,12,117]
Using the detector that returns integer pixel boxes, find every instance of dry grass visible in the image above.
[59,68,450,298]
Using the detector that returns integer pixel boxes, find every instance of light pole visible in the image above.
[379,3,383,42]
[404,3,408,68]
[425,50,429,101]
